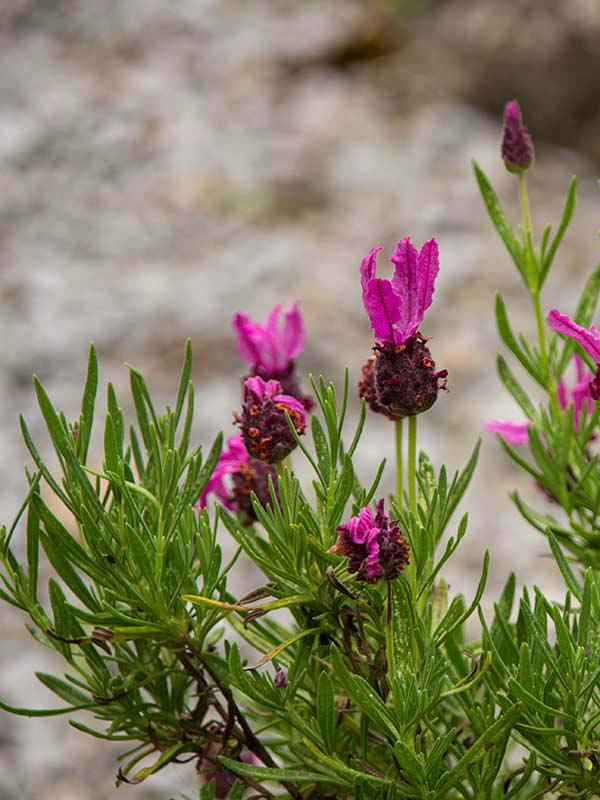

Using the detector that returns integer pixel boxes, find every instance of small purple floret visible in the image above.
[237,376,307,463]
[501,100,534,174]
[360,238,439,346]
[330,500,410,584]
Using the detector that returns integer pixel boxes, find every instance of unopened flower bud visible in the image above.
[274,668,288,689]
[501,100,534,174]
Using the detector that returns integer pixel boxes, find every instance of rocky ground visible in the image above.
[1,1,600,797]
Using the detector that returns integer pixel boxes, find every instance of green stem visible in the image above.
[395,418,403,510]
[533,289,549,380]
[519,173,538,291]
[408,415,417,515]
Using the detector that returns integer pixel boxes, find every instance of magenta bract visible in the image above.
[194,434,278,524]
[233,302,305,374]
[360,238,439,345]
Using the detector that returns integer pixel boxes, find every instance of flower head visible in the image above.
[501,100,534,174]
[548,310,600,400]
[329,499,410,584]
[360,238,439,346]
[236,376,306,463]
[233,302,313,410]
[194,435,278,524]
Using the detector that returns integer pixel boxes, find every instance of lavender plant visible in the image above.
[1,101,600,800]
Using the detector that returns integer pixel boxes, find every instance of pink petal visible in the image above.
[264,304,282,371]
[486,420,530,446]
[363,277,402,343]
[365,530,382,579]
[390,237,420,340]
[416,238,439,320]
[360,247,383,303]
[244,375,273,398]
[232,313,269,368]
[548,310,600,363]
[280,301,305,366]
[350,508,374,544]
[274,392,307,425]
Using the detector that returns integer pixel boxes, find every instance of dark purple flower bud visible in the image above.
[274,668,288,688]
[365,335,448,418]
[501,100,534,174]
[236,376,307,464]
[329,499,410,584]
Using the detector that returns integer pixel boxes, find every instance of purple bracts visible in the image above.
[330,500,410,584]
[487,354,594,443]
[360,238,439,346]
[233,302,304,373]
[237,376,306,463]
[194,434,278,525]
[549,310,600,401]
[501,100,534,174]
[233,302,313,410]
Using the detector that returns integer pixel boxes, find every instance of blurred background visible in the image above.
[1,0,600,797]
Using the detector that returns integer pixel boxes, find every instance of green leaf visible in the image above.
[174,339,193,426]
[316,671,336,753]
[36,673,91,707]
[311,416,331,487]
[433,703,522,795]
[547,532,582,600]
[497,355,536,419]
[508,678,575,721]
[540,176,576,286]
[495,294,544,385]
[330,649,400,741]
[78,343,98,464]
[216,756,347,786]
[473,162,527,286]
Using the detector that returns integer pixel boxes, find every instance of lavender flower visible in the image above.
[548,310,600,400]
[329,499,410,584]
[358,238,448,418]
[233,302,313,410]
[236,376,306,463]
[194,435,278,524]
[501,100,534,174]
